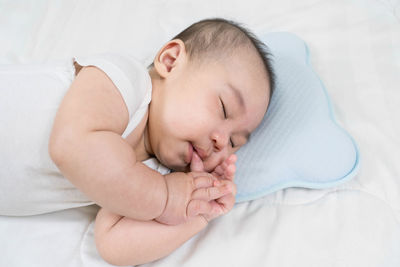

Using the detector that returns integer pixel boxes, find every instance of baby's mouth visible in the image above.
[187,142,202,162]
[188,143,205,172]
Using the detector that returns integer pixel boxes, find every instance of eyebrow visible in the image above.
[227,83,246,111]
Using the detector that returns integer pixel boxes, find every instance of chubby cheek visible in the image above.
[166,114,214,145]
[157,140,183,167]
[203,151,230,172]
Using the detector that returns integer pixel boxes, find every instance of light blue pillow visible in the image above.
[235,32,360,203]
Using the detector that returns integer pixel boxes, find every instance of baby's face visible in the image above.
[148,45,270,172]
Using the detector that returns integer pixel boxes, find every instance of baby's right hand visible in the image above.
[190,154,237,222]
[155,171,231,225]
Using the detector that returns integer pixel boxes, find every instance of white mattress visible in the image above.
[1,0,399,266]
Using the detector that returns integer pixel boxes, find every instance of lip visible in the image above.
[193,145,208,161]
[186,142,193,164]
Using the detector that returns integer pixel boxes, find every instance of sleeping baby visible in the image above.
[0,18,274,265]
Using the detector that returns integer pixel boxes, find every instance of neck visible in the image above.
[133,121,153,162]
[139,68,158,160]
[143,123,154,159]
[131,68,163,162]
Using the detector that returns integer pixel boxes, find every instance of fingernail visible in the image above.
[224,185,231,193]
[214,180,221,186]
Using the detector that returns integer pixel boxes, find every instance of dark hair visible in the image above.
[151,18,276,100]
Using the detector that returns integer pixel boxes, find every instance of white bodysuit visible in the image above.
[0,53,169,216]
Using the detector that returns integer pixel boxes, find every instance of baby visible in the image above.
[50,18,274,265]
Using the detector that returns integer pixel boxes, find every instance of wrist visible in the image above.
[156,174,169,219]
[185,215,209,230]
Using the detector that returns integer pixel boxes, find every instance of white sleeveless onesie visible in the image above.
[0,53,169,216]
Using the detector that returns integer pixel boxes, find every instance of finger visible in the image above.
[194,176,216,189]
[224,164,236,181]
[219,180,237,195]
[189,171,214,179]
[222,154,237,168]
[211,159,230,178]
[228,154,237,164]
[211,165,224,178]
[192,184,232,201]
[213,154,237,175]
[215,180,237,195]
[231,181,237,195]
[213,162,236,181]
[216,193,235,213]
[190,151,204,172]
[206,200,224,218]
[187,200,214,217]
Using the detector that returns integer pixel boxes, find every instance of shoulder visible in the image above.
[74,52,152,118]
[74,52,150,88]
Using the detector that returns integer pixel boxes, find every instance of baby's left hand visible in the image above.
[189,153,237,222]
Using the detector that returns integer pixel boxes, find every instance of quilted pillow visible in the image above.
[234,32,360,202]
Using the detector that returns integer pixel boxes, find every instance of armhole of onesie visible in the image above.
[73,60,83,76]
[72,53,152,138]
[73,55,136,118]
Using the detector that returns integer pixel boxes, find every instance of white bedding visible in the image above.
[1,0,399,266]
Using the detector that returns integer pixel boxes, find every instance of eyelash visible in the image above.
[220,98,235,148]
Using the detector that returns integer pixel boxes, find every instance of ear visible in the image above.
[154,39,186,78]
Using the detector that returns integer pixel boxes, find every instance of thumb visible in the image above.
[190,151,204,172]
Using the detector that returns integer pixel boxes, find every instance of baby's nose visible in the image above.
[211,131,229,152]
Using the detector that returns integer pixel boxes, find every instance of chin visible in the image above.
[156,151,187,172]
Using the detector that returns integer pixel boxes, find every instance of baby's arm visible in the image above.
[49,66,167,220]
[95,205,208,266]
[95,158,237,266]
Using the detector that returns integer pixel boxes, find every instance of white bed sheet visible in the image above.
[0,0,399,266]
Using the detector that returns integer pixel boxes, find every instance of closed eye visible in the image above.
[230,138,235,148]
[220,98,235,148]
[220,98,227,119]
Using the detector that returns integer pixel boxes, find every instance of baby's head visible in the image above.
[146,18,275,172]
